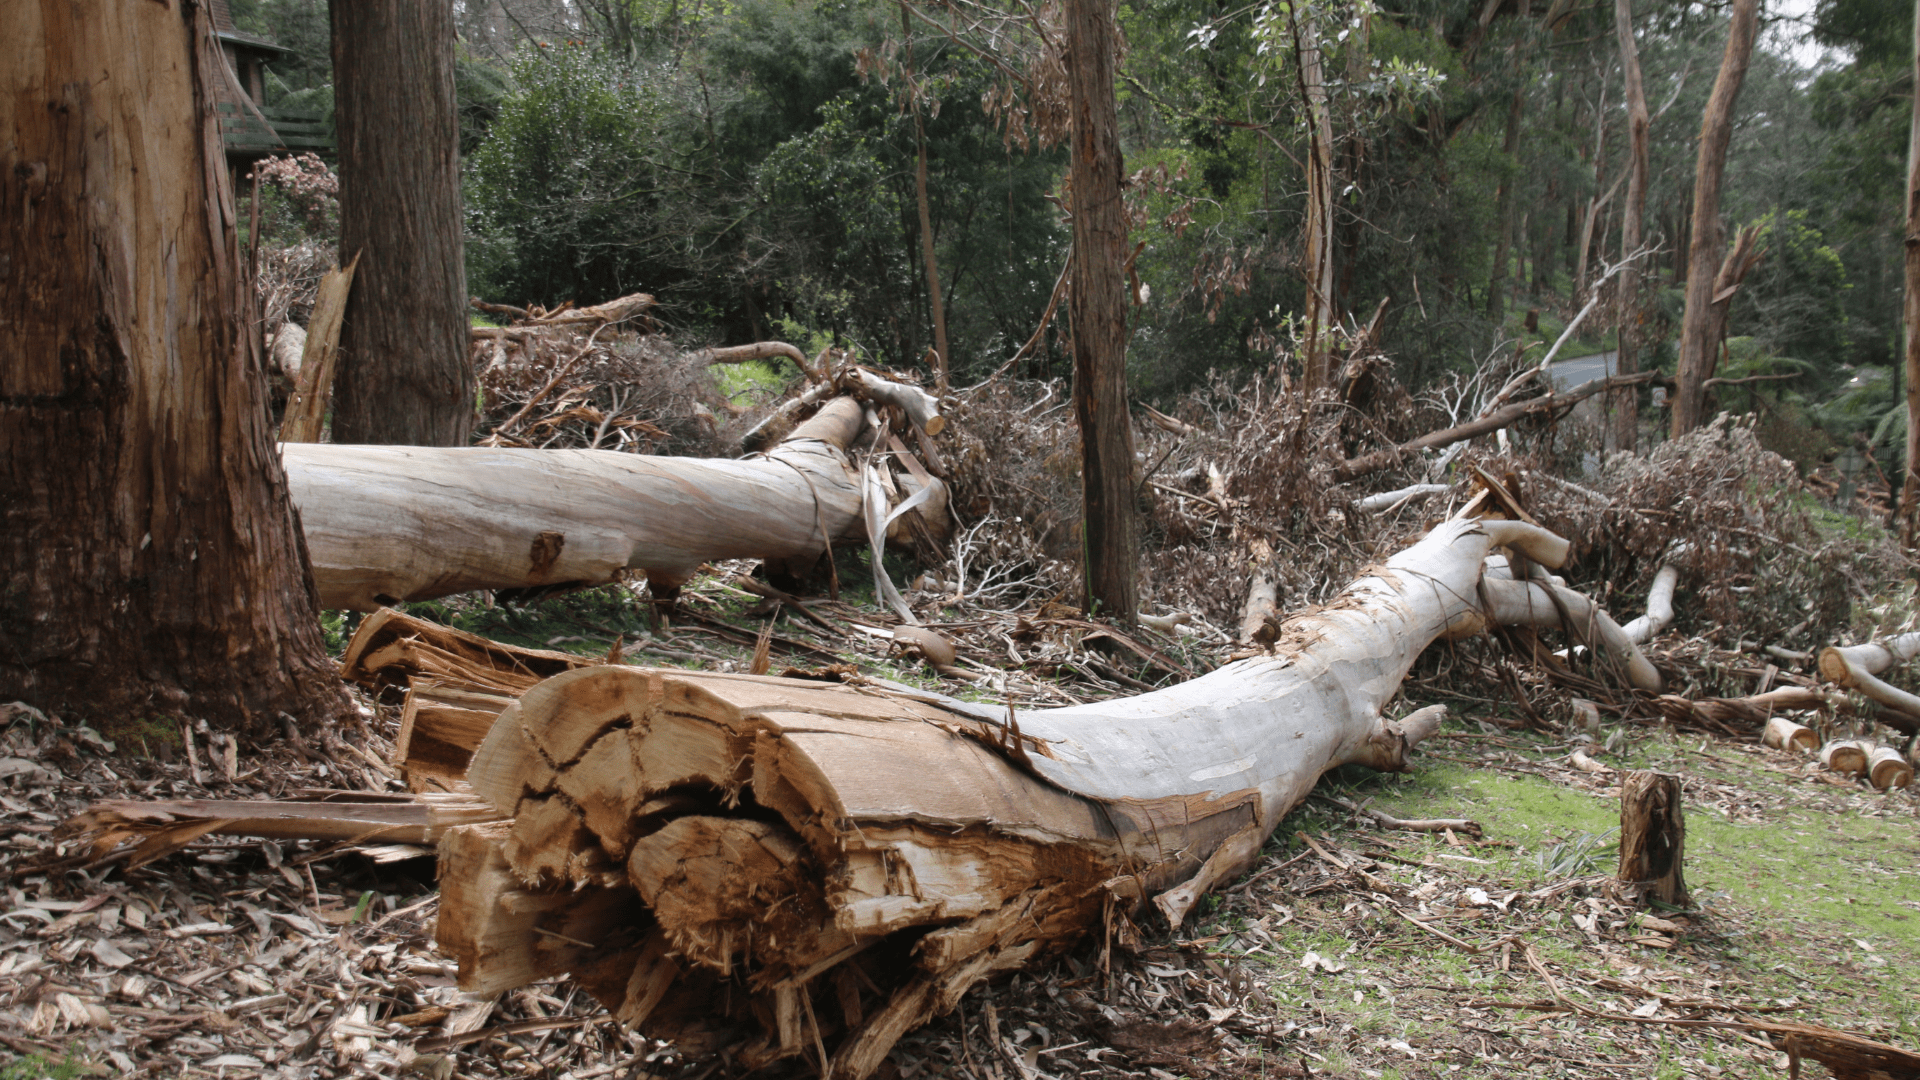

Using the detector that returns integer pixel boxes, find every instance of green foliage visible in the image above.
[466,43,686,306]
[1734,210,1854,369]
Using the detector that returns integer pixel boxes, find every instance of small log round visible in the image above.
[1867,747,1914,790]
[1762,715,1817,753]
[1819,739,1870,777]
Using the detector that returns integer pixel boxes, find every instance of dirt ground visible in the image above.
[1,580,1917,1080]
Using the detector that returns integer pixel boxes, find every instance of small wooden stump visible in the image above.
[1617,771,1688,907]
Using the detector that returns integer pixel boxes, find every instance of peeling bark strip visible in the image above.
[433,517,1636,1075]
[285,396,949,611]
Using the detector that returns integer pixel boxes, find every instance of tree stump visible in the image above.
[1617,771,1688,907]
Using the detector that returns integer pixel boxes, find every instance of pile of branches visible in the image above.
[470,295,735,458]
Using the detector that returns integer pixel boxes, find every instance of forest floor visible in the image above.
[1,577,1917,1080]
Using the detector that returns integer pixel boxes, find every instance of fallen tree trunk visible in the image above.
[286,395,947,611]
[429,516,1645,1076]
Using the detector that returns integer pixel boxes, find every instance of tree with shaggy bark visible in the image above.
[1065,0,1140,623]
[330,0,474,445]
[0,0,349,732]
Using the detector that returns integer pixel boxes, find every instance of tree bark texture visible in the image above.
[1617,771,1687,907]
[1065,0,1140,622]
[1294,6,1339,392]
[1670,0,1760,438]
[0,0,349,731]
[1614,0,1652,452]
[1902,0,1920,545]
[284,398,948,610]
[330,0,474,446]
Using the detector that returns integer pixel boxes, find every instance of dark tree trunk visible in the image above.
[1901,0,1920,545]
[0,0,350,732]
[330,0,474,446]
[1065,0,1140,623]
[1486,88,1524,322]
[1614,0,1652,452]
[1671,0,1760,438]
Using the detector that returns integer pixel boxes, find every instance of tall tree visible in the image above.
[330,0,474,445]
[1486,87,1525,324]
[1,0,349,731]
[900,3,952,393]
[1065,0,1140,622]
[1670,0,1761,437]
[1901,0,1920,544]
[1613,0,1652,452]
[1294,4,1339,393]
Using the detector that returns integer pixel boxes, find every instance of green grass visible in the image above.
[0,1051,92,1080]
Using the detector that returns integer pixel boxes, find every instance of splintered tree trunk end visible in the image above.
[1617,771,1688,908]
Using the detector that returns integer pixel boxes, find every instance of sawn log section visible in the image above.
[434,517,1600,1076]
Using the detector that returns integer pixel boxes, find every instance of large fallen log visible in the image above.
[431,516,1645,1076]
[285,393,947,611]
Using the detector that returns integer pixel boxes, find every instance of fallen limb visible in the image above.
[287,395,948,610]
[1354,484,1449,513]
[1317,782,1483,838]
[694,341,821,383]
[1333,371,1666,482]
[1621,564,1679,645]
[420,516,1649,1077]
[1657,686,1839,730]
[1819,633,1920,717]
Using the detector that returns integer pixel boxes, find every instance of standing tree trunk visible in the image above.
[1670,0,1760,438]
[330,0,474,446]
[1486,88,1525,323]
[1065,0,1140,623]
[1294,6,1339,393]
[1614,0,1652,453]
[901,4,951,394]
[0,0,350,731]
[1900,0,1920,545]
